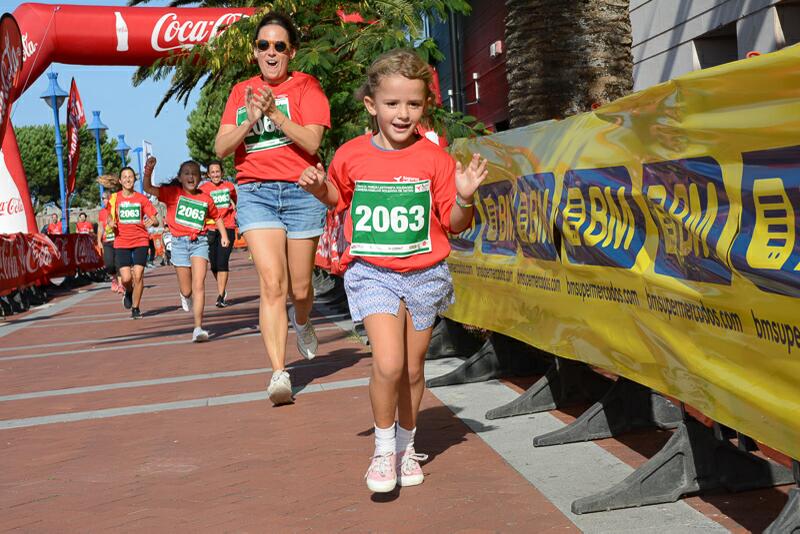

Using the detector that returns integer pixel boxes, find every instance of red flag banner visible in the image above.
[66,78,85,196]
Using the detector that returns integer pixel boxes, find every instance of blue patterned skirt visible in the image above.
[343,260,455,331]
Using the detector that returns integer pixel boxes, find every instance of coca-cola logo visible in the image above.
[75,235,99,264]
[0,236,20,281]
[21,32,36,61]
[151,12,248,52]
[17,235,55,276]
[0,14,23,141]
[0,196,24,216]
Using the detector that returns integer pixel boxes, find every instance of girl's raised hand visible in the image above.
[298,163,327,196]
[144,156,156,176]
[455,153,489,203]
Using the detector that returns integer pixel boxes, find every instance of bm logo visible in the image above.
[556,166,645,268]
[731,145,800,298]
[642,157,731,284]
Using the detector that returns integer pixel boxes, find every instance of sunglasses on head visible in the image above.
[255,39,289,53]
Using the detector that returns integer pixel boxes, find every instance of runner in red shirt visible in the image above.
[96,189,124,294]
[106,167,159,319]
[299,49,488,494]
[76,212,94,234]
[199,160,237,308]
[143,156,228,343]
[46,213,62,234]
[215,12,331,406]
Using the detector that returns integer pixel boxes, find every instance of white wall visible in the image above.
[630,0,792,90]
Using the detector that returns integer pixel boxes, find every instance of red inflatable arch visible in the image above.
[1,3,257,234]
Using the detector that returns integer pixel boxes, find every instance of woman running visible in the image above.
[200,160,237,307]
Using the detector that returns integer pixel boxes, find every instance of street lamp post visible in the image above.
[39,71,69,234]
[87,111,108,203]
[132,146,144,193]
[115,133,131,167]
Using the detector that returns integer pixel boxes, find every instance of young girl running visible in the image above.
[199,160,237,308]
[299,49,488,493]
[143,157,229,342]
[96,185,123,294]
[106,167,160,319]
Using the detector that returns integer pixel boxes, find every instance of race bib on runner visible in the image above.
[210,188,231,208]
[349,180,432,257]
[118,202,141,225]
[175,196,208,231]
[104,224,115,242]
[237,96,292,152]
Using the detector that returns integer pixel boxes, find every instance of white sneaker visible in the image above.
[179,292,192,312]
[192,327,209,343]
[267,370,294,405]
[289,306,318,360]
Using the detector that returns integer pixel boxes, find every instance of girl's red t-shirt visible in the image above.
[199,180,237,230]
[327,134,457,273]
[76,221,94,234]
[157,185,220,238]
[112,191,158,249]
[220,72,330,184]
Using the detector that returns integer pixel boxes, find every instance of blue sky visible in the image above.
[6,0,202,185]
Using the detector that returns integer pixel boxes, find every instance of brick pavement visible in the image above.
[0,252,791,532]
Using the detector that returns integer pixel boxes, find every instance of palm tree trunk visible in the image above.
[505,0,633,128]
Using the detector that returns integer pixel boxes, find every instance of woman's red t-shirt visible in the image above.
[199,181,237,230]
[327,134,457,273]
[76,221,94,234]
[157,185,220,238]
[112,191,158,249]
[220,72,330,184]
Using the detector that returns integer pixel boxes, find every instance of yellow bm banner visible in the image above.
[446,44,800,460]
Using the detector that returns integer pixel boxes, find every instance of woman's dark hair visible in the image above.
[206,160,224,173]
[119,166,136,178]
[79,212,86,218]
[254,12,299,49]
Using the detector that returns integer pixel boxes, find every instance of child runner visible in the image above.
[298,49,488,493]
[106,167,159,319]
[76,212,93,234]
[143,157,229,342]
[96,188,123,294]
[199,160,237,307]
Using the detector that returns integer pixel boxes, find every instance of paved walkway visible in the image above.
[0,252,790,532]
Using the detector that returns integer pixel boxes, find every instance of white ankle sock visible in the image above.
[374,423,396,456]
[396,425,416,453]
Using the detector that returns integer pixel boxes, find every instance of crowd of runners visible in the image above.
[84,11,489,495]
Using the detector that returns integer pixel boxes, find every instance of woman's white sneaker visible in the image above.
[267,370,294,406]
[192,327,209,343]
[289,307,318,360]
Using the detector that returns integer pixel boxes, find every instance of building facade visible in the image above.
[433,0,799,128]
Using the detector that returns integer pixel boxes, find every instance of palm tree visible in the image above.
[504,0,633,128]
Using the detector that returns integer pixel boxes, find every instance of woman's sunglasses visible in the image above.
[255,39,289,53]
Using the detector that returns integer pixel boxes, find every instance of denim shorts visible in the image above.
[236,181,327,239]
[171,234,209,267]
[343,260,455,331]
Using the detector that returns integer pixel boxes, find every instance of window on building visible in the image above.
[776,0,800,47]
[693,21,738,69]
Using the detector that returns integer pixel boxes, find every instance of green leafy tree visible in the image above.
[16,124,123,211]
[130,0,486,164]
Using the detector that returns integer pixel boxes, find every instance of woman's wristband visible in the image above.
[455,193,474,209]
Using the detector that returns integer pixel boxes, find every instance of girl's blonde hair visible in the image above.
[356,49,435,132]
